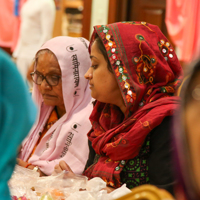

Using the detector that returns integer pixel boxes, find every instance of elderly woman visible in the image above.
[54,22,183,195]
[174,59,200,200]
[0,48,36,200]
[17,36,93,176]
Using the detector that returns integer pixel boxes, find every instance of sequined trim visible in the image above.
[95,25,136,105]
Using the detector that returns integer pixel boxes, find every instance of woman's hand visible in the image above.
[53,160,74,176]
[54,161,115,193]
[17,158,28,168]
[102,186,115,193]
[16,158,46,177]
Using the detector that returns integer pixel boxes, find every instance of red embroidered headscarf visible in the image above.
[83,22,183,188]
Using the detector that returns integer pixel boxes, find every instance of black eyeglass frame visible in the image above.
[30,71,61,86]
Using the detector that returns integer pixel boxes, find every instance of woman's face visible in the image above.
[84,40,124,109]
[184,71,200,190]
[36,52,65,110]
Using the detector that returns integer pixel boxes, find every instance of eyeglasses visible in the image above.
[30,71,61,86]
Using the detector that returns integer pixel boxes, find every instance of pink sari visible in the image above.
[166,0,200,63]
[0,0,15,48]
[19,36,93,175]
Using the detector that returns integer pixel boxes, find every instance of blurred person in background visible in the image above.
[166,0,200,64]
[12,0,27,52]
[12,0,56,85]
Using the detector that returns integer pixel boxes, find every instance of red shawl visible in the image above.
[83,21,183,188]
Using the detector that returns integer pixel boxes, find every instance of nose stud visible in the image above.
[45,83,51,88]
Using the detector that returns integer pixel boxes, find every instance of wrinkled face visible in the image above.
[184,71,200,190]
[36,51,64,109]
[84,40,123,107]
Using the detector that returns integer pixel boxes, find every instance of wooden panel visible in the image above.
[64,0,83,8]
[108,0,128,24]
[128,0,167,36]
[108,0,166,30]
[136,0,166,8]
[108,0,118,24]
[107,0,174,47]
[142,8,164,28]
[82,0,92,40]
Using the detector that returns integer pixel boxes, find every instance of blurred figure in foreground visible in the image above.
[174,59,200,200]
[0,48,37,200]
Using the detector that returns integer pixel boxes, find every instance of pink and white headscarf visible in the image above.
[19,36,93,175]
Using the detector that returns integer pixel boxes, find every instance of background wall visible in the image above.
[90,0,109,36]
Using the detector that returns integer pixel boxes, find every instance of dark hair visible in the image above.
[94,34,113,73]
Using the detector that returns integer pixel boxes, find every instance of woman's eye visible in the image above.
[38,74,43,78]
[51,76,59,81]
[35,71,43,77]
[91,65,98,69]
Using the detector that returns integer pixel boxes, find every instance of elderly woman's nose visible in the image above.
[84,67,93,79]
[41,79,51,89]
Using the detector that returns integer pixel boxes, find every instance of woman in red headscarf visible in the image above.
[54,21,183,195]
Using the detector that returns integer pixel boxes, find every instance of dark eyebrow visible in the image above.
[90,55,99,60]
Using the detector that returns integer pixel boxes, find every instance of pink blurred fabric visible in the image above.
[166,0,200,63]
[12,0,27,52]
[0,0,27,50]
[0,0,15,48]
